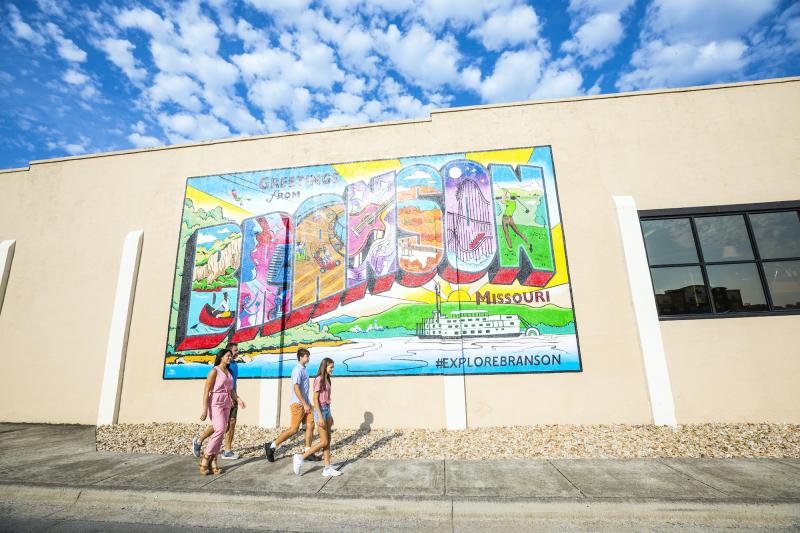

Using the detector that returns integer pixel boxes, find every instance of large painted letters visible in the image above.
[289,195,346,327]
[164,147,580,379]
[344,171,398,304]
[441,160,497,284]
[396,165,444,287]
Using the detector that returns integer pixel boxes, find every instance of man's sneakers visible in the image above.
[322,466,343,477]
[292,453,304,475]
[191,436,201,458]
[265,442,276,462]
[221,450,240,460]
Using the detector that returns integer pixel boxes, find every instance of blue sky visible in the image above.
[1,0,798,170]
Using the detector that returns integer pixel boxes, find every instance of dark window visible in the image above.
[640,204,800,318]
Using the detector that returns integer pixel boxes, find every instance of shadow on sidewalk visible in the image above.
[330,412,403,470]
[222,411,401,473]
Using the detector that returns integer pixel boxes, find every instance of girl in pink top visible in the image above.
[292,357,342,477]
[199,348,246,475]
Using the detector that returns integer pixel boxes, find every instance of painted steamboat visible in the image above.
[415,282,522,339]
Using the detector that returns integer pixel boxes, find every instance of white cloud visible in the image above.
[247,79,312,123]
[381,76,445,117]
[617,39,748,91]
[475,5,541,51]
[294,37,345,88]
[233,39,342,89]
[332,92,364,114]
[343,75,367,94]
[45,23,87,62]
[562,0,633,66]
[376,24,461,90]
[64,143,87,155]
[233,48,287,81]
[193,55,240,90]
[79,85,99,100]
[157,112,232,143]
[564,13,623,57]
[529,66,583,100]
[460,66,482,91]
[231,18,266,51]
[296,110,370,130]
[244,0,315,29]
[99,38,147,81]
[337,25,377,72]
[204,91,265,135]
[417,0,514,29]
[63,69,89,85]
[7,5,46,47]
[35,0,65,17]
[617,0,778,91]
[150,41,195,76]
[478,49,545,103]
[175,0,220,56]
[115,7,174,40]
[646,0,779,43]
[787,12,800,41]
[128,132,162,148]
[196,232,218,245]
[569,0,633,14]
[246,0,312,13]
[48,135,91,156]
[148,73,204,111]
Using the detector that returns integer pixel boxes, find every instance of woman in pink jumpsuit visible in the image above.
[199,349,245,475]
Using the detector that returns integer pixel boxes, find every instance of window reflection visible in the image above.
[763,261,800,310]
[641,219,698,265]
[651,266,711,315]
[695,215,754,262]
[706,264,768,312]
[750,212,800,259]
[643,207,800,318]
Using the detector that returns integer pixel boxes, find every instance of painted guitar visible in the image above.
[347,197,394,255]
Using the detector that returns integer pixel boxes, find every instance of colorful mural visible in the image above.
[164,147,581,378]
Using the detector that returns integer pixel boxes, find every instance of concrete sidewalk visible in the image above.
[1,423,799,531]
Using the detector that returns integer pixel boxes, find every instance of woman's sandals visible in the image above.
[199,454,211,475]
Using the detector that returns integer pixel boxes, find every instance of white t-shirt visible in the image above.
[290,363,309,405]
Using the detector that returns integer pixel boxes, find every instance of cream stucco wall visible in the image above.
[0,77,797,427]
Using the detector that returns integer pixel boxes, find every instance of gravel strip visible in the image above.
[97,423,800,460]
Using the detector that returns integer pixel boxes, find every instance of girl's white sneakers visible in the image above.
[292,453,304,475]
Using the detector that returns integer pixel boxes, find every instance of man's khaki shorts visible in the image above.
[290,402,314,428]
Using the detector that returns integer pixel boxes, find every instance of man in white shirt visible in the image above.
[264,348,319,462]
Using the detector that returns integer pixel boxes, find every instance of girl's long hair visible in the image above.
[316,357,334,390]
[213,349,231,368]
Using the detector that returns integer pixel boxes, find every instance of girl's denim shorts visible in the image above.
[314,404,331,422]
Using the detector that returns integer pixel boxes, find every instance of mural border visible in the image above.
[160,144,584,380]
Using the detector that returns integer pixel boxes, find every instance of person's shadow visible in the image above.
[359,412,374,431]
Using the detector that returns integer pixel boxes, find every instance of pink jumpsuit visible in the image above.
[206,367,233,455]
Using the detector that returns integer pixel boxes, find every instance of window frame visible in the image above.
[639,200,800,320]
